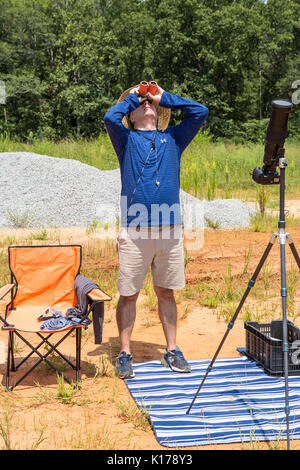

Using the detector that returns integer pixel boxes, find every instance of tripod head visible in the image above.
[252,100,293,185]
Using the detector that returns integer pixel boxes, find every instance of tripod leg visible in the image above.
[287,233,300,271]
[279,235,290,450]
[186,234,277,414]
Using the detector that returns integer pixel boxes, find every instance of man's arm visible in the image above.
[159,91,209,153]
[104,93,141,162]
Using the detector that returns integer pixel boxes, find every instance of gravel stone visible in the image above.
[0,152,256,229]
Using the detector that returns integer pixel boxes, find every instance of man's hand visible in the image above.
[148,85,164,106]
[130,84,164,105]
[129,86,145,104]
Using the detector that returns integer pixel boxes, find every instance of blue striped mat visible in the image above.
[125,356,300,447]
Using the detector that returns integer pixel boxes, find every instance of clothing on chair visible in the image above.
[65,274,105,344]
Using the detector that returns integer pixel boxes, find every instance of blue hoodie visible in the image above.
[104,91,209,226]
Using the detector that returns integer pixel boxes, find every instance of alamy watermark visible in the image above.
[0,80,6,105]
[291,79,300,105]
[291,340,300,365]
[95,196,205,250]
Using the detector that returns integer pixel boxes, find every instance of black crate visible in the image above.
[244,320,300,376]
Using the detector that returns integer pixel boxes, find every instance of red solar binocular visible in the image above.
[138,81,158,97]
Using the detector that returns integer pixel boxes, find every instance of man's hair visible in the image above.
[126,113,135,130]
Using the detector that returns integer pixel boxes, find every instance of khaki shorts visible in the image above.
[116,225,185,296]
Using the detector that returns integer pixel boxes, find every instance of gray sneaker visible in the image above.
[161,347,191,373]
[115,351,135,379]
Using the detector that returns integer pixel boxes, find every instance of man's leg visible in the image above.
[115,292,139,379]
[116,228,155,379]
[154,286,177,352]
[154,285,191,373]
[116,291,139,355]
[151,225,190,372]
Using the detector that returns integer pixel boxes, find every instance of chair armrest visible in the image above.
[87,288,112,302]
[0,283,15,301]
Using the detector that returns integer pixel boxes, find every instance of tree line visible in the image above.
[0,0,299,142]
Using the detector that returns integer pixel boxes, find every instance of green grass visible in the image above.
[250,212,300,233]
[181,133,300,201]
[0,133,118,171]
[1,132,299,202]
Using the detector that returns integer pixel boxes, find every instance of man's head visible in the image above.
[117,83,171,131]
[129,99,158,130]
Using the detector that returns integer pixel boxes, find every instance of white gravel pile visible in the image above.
[0,152,256,229]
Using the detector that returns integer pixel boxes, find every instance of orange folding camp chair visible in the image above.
[0,245,111,390]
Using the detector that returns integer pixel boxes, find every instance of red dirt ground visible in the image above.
[0,225,300,451]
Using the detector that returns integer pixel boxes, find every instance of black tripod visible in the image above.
[186,149,300,450]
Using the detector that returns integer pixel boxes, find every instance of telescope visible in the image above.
[252,100,293,185]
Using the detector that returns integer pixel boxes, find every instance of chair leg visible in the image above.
[76,328,81,388]
[36,331,76,369]
[6,334,11,390]
[15,333,54,370]
[10,330,74,390]
[10,331,16,371]
[5,327,83,390]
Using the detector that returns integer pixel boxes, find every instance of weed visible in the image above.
[56,374,77,404]
[30,424,48,450]
[29,229,48,241]
[86,220,100,235]
[242,308,254,322]
[0,401,13,450]
[216,302,236,322]
[181,303,189,319]
[242,245,252,275]
[184,247,188,269]
[115,397,152,431]
[61,421,124,450]
[205,216,220,229]
[260,262,273,299]
[287,265,300,318]
[256,185,270,215]
[200,294,220,309]
[0,236,17,247]
[6,209,31,228]
[181,287,194,299]
[142,271,157,312]
[94,355,114,378]
[221,263,242,301]
[31,382,53,406]
[37,346,68,374]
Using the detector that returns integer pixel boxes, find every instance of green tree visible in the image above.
[0,0,56,138]
[0,0,298,140]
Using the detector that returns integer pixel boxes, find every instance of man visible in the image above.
[104,83,208,379]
